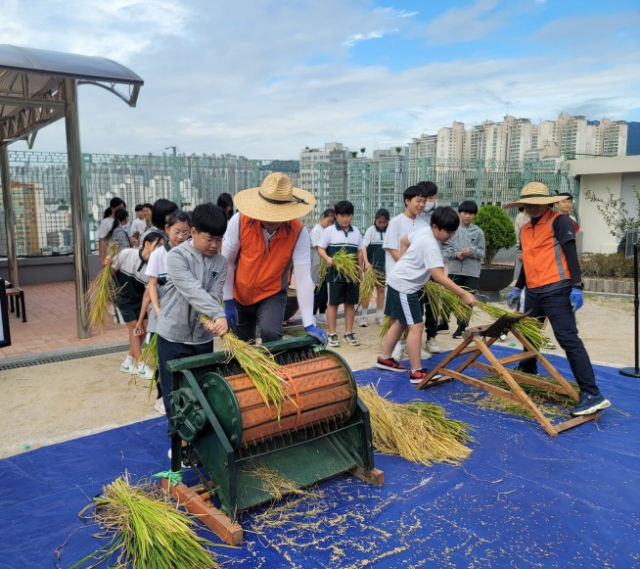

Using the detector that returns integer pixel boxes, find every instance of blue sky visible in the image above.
[1,0,639,158]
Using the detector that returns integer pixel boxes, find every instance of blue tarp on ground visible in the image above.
[1,347,639,568]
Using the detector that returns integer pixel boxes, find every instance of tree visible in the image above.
[395,146,402,155]
[583,186,640,239]
[350,151,358,158]
[360,147,366,157]
[474,205,517,267]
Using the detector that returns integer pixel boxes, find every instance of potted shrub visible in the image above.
[474,205,517,299]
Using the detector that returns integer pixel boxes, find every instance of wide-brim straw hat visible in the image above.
[503,182,567,209]
[233,172,316,222]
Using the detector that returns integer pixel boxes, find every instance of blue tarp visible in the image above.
[1,348,638,568]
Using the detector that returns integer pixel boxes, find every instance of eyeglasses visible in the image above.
[171,229,191,238]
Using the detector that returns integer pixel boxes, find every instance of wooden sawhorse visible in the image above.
[416,313,599,437]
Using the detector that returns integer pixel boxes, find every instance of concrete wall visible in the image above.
[0,255,102,285]
[578,172,623,253]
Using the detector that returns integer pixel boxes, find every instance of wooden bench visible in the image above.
[6,287,27,322]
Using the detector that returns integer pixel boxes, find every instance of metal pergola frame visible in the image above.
[0,44,143,338]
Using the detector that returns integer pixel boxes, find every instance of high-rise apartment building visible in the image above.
[0,182,45,256]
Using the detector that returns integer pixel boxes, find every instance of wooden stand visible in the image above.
[416,314,599,437]
[162,478,244,546]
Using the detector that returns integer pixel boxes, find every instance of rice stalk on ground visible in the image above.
[247,465,305,501]
[422,281,473,324]
[200,316,290,419]
[359,383,472,466]
[86,241,123,335]
[482,373,578,406]
[359,266,384,309]
[68,473,220,569]
[332,248,361,283]
[475,302,545,350]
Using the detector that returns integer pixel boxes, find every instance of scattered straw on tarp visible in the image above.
[247,465,306,501]
[475,302,546,350]
[332,248,361,283]
[66,473,220,569]
[359,266,384,309]
[86,241,122,334]
[359,383,472,466]
[200,316,290,419]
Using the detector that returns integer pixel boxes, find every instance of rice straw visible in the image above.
[359,383,472,465]
[475,302,545,350]
[359,266,384,309]
[422,280,473,324]
[86,241,123,335]
[332,248,361,283]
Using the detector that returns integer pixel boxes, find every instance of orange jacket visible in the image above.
[234,215,304,306]
[520,209,571,289]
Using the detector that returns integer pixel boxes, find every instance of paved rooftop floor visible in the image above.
[1,281,125,359]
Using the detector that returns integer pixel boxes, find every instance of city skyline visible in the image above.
[1,0,638,159]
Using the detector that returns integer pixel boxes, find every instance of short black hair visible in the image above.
[458,200,478,214]
[334,201,354,215]
[107,209,129,238]
[166,210,191,228]
[143,203,153,210]
[321,208,336,218]
[375,208,390,220]
[216,192,233,209]
[191,203,227,236]
[417,180,438,198]
[431,206,460,232]
[556,192,573,200]
[134,204,144,212]
[110,197,125,209]
[151,199,179,229]
[518,206,526,212]
[142,231,164,248]
[403,185,429,204]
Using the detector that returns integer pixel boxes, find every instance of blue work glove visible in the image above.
[304,324,328,347]
[507,288,521,310]
[570,288,583,312]
[224,299,238,329]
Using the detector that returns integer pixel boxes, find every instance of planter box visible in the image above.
[478,265,514,302]
[583,278,633,295]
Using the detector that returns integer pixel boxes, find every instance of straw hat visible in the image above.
[503,182,567,209]
[233,172,316,222]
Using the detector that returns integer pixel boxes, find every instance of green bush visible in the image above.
[579,253,634,279]
[474,205,517,267]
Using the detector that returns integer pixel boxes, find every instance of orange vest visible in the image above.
[520,209,572,289]
[234,215,304,306]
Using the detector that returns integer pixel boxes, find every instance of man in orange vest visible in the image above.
[222,172,327,346]
[505,182,610,417]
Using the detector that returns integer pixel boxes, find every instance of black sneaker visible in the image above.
[376,356,407,372]
[571,392,611,416]
[452,327,464,339]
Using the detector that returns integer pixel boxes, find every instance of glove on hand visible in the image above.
[507,288,521,310]
[570,288,584,312]
[224,299,238,329]
[304,324,328,347]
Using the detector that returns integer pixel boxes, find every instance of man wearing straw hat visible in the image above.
[504,181,610,417]
[221,172,327,346]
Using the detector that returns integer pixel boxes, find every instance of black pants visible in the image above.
[157,335,214,420]
[235,290,288,344]
[422,297,438,340]
[519,285,600,396]
[314,281,328,315]
[451,274,479,328]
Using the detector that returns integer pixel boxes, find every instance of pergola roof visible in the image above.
[0,44,143,145]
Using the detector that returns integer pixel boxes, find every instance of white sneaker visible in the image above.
[426,339,442,354]
[421,348,432,360]
[316,313,327,324]
[391,342,403,362]
[375,314,384,326]
[328,333,340,347]
[137,363,155,380]
[121,358,137,374]
[154,397,166,415]
[359,316,368,327]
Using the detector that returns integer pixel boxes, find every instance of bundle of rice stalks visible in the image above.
[378,315,391,341]
[86,241,122,334]
[332,248,361,283]
[200,316,289,419]
[140,333,159,397]
[476,302,545,350]
[247,465,305,500]
[317,258,327,288]
[422,281,473,324]
[358,383,472,465]
[359,266,384,309]
[68,474,219,569]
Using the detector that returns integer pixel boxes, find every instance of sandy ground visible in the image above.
[0,295,634,459]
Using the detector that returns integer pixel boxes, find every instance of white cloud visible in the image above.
[343,31,391,47]
[373,7,419,19]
